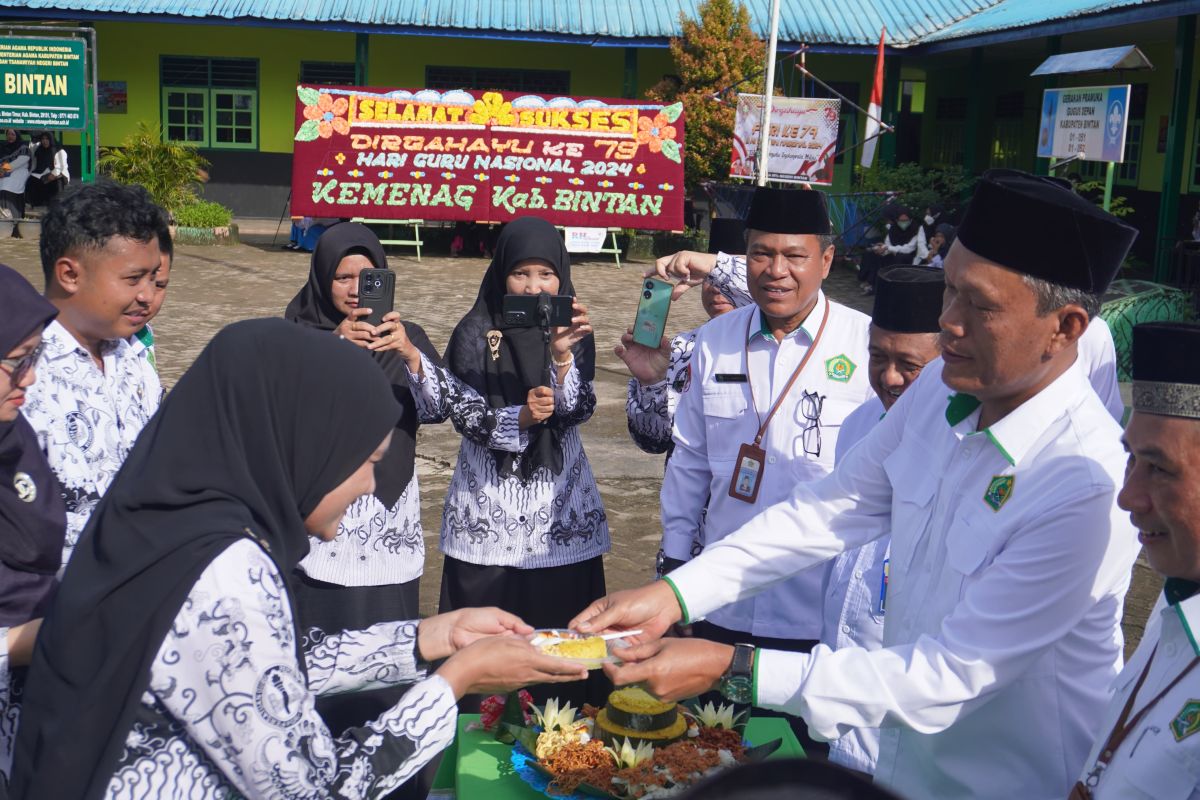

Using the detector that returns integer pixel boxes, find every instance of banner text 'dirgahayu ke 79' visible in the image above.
[291,86,685,230]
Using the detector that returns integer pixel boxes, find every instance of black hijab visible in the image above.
[0,264,64,626]
[444,216,596,480]
[11,319,400,800]
[0,130,21,160]
[886,205,919,247]
[32,132,56,174]
[284,221,440,506]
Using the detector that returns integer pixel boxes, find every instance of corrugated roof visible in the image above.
[0,0,1179,48]
[920,0,1160,42]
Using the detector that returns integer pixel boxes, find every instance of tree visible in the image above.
[648,0,765,192]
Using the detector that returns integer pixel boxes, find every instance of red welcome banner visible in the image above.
[290,85,685,230]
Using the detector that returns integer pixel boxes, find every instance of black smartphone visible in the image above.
[358,268,395,327]
[502,293,574,328]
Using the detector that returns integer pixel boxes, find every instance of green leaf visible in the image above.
[661,102,683,123]
[295,119,320,142]
[660,139,681,164]
[297,86,321,106]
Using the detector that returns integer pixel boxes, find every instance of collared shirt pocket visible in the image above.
[946,509,993,578]
[1113,724,1200,799]
[702,385,750,462]
[883,449,937,574]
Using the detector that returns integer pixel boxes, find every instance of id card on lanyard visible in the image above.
[727,301,830,504]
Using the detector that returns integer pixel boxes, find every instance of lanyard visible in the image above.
[742,299,831,447]
[1072,646,1200,797]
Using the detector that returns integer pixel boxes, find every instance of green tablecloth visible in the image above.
[433,714,805,799]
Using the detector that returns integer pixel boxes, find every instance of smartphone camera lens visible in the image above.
[645,282,654,290]
[643,291,653,299]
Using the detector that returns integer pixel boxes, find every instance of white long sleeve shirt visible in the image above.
[1078,584,1200,799]
[666,357,1139,798]
[1078,316,1124,423]
[661,292,872,639]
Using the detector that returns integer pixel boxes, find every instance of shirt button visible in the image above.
[841,624,851,634]
[1166,642,1179,658]
[854,570,864,579]
[768,456,777,465]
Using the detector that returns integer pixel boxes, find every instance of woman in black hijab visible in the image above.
[859,205,921,294]
[25,133,65,209]
[10,319,585,800]
[284,222,444,770]
[0,264,65,786]
[435,216,608,709]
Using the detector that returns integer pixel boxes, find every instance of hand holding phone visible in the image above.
[632,278,673,349]
[334,307,376,349]
[358,268,396,327]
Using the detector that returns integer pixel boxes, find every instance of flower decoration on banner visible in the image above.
[473,172,489,182]
[479,690,535,731]
[637,103,683,163]
[658,182,674,191]
[469,91,516,127]
[334,153,346,165]
[536,176,552,184]
[598,180,614,188]
[505,175,521,183]
[636,163,647,175]
[348,169,363,178]
[411,171,425,179]
[629,182,644,190]
[379,170,392,179]
[317,168,333,177]
[296,87,350,141]
[569,177,584,186]
[441,171,456,180]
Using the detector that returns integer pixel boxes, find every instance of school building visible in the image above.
[1,0,1199,277]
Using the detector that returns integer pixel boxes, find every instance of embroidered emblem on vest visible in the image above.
[983,475,1015,512]
[825,354,856,383]
[13,472,35,503]
[1171,699,1200,741]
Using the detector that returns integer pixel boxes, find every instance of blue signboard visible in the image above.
[1036,85,1130,163]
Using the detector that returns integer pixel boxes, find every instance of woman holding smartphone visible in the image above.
[284,222,444,751]
[418,216,606,709]
[11,320,586,800]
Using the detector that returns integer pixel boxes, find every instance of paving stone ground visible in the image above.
[0,220,1158,654]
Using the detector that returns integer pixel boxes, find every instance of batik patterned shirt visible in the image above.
[21,321,161,568]
[107,538,456,799]
[412,356,609,569]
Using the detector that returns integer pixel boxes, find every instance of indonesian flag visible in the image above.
[860,27,886,168]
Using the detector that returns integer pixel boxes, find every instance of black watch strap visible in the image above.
[728,643,755,679]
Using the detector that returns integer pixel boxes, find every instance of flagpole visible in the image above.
[755,0,782,187]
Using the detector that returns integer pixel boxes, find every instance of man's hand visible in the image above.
[570,581,682,642]
[613,328,671,385]
[334,307,376,348]
[650,251,718,301]
[417,607,533,662]
[602,638,734,703]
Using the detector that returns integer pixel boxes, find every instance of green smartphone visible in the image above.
[632,277,673,349]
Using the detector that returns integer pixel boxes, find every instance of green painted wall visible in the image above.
[93,21,355,153]
[90,22,674,155]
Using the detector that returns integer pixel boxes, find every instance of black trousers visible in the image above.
[439,554,611,710]
[691,619,829,758]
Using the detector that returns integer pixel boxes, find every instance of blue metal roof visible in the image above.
[0,0,1186,48]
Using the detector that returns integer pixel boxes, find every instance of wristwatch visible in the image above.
[655,549,687,578]
[718,643,755,704]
